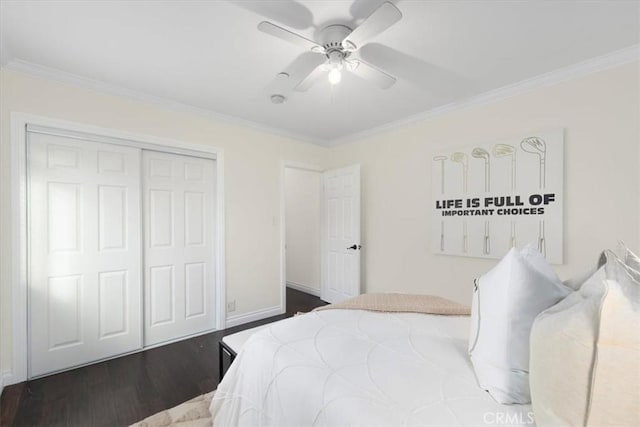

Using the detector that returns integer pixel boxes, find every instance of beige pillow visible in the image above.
[530,251,640,426]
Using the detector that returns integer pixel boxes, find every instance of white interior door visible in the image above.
[142,151,216,346]
[321,164,361,304]
[28,132,142,378]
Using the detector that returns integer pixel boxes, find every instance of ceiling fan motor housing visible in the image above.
[320,24,353,58]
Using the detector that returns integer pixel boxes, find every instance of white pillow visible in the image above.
[469,244,570,404]
[530,251,640,426]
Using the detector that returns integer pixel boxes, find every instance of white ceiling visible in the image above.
[1,1,638,145]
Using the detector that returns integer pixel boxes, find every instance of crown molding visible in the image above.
[329,44,640,146]
[3,44,638,148]
[1,59,326,146]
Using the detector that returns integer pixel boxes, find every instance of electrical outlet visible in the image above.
[227,300,236,313]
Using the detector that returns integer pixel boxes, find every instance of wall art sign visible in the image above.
[431,129,564,264]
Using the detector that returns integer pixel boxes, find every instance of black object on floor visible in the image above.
[0,287,327,426]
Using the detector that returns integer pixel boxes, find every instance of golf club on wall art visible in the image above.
[431,129,564,263]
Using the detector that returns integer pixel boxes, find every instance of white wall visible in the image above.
[327,62,640,305]
[285,168,322,294]
[1,60,638,383]
[0,69,328,378]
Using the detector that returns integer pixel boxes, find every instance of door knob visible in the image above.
[347,244,361,250]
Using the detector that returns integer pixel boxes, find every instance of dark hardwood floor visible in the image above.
[0,288,326,427]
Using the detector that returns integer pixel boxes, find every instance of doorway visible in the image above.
[283,164,323,300]
[281,162,362,306]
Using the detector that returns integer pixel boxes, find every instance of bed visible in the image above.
[210,296,534,426]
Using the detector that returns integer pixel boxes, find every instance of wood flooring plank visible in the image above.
[0,288,326,426]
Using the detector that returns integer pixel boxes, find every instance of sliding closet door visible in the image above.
[28,132,142,378]
[142,151,216,346]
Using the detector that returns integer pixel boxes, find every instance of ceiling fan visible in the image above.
[258,2,403,91]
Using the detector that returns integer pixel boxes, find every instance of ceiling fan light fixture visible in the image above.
[327,51,344,85]
[328,68,342,85]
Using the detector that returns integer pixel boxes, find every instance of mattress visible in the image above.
[222,323,271,352]
[210,309,534,426]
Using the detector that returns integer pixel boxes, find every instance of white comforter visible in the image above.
[210,310,534,426]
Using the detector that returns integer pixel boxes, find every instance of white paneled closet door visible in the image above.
[28,132,142,378]
[142,151,216,346]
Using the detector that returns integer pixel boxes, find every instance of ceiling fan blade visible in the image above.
[349,59,396,89]
[358,43,476,99]
[342,2,402,51]
[264,53,327,95]
[231,1,314,30]
[258,21,325,53]
[289,53,327,89]
[295,63,328,92]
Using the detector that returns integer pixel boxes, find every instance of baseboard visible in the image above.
[286,281,321,297]
[225,305,284,328]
